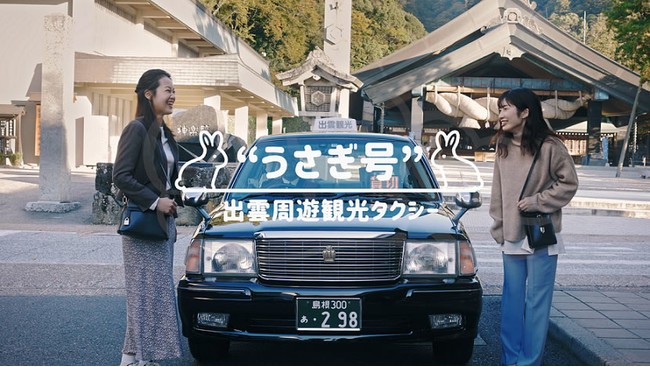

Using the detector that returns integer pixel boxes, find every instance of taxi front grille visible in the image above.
[255,239,404,282]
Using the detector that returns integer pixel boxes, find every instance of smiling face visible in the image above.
[498,100,528,137]
[147,76,175,120]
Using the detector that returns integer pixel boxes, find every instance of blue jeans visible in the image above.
[501,247,558,365]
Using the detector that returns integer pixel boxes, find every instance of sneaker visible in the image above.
[138,361,159,366]
[120,353,136,366]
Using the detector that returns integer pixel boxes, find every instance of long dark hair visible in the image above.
[492,87,560,158]
[133,69,174,193]
[134,69,173,134]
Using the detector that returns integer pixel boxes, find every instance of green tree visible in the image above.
[546,0,619,59]
[570,0,611,15]
[606,0,649,175]
[202,0,322,73]
[201,0,426,73]
[282,117,311,133]
[549,0,582,37]
[202,0,256,39]
[351,0,427,70]
[607,0,650,81]
[402,0,479,31]
[350,10,390,69]
[585,13,617,58]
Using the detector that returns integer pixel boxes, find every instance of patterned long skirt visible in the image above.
[121,216,183,361]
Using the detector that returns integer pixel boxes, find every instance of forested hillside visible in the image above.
[198,0,646,143]
[403,0,611,29]
[200,0,427,73]
[403,0,617,58]
[199,0,643,86]
[400,0,479,31]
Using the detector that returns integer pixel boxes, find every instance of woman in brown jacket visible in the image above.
[113,69,183,366]
[489,88,578,365]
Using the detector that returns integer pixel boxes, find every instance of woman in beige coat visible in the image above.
[489,88,578,365]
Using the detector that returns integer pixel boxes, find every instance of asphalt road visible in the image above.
[1,164,648,365]
[0,295,583,366]
[460,206,650,296]
[1,201,648,365]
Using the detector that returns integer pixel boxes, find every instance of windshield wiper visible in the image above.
[324,192,439,202]
[231,191,440,203]
[229,191,289,201]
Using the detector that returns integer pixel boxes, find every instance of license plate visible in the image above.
[296,298,361,331]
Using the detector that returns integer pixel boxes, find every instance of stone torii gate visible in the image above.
[25,14,80,213]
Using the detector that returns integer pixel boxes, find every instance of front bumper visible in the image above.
[178,277,482,343]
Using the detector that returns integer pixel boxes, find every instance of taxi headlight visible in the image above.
[403,241,455,275]
[204,240,256,275]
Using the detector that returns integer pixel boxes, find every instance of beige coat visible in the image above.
[489,136,579,244]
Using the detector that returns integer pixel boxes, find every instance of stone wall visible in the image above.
[92,162,235,225]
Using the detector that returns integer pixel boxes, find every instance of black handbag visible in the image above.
[520,211,556,248]
[519,142,557,248]
[117,200,168,241]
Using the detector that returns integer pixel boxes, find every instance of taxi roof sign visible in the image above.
[312,117,357,132]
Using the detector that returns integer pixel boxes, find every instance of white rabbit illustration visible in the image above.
[175,130,229,190]
[429,130,484,191]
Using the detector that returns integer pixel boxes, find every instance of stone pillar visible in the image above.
[204,95,225,133]
[234,106,249,143]
[586,100,604,165]
[338,89,350,118]
[171,35,179,57]
[26,14,80,213]
[219,110,229,134]
[83,115,110,165]
[255,112,268,139]
[271,118,283,135]
[135,10,144,31]
[410,95,424,144]
[323,0,352,73]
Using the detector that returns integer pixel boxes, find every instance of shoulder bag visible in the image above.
[519,141,557,248]
[117,199,169,241]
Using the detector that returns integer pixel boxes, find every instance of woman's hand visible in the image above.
[156,197,177,215]
[517,197,535,212]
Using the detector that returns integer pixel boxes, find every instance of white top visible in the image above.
[160,126,174,190]
[501,233,565,256]
[148,127,174,211]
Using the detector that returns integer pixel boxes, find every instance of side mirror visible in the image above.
[452,192,481,226]
[454,191,482,209]
[183,191,211,222]
[183,191,209,207]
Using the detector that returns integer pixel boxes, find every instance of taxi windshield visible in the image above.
[227,136,440,202]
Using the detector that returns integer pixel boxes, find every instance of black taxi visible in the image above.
[178,132,482,365]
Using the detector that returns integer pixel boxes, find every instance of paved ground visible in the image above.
[448,161,650,365]
[0,162,649,365]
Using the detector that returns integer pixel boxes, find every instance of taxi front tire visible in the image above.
[432,337,474,365]
[188,336,230,364]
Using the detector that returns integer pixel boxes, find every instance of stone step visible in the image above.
[443,195,650,218]
[568,198,650,211]
[563,207,650,219]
